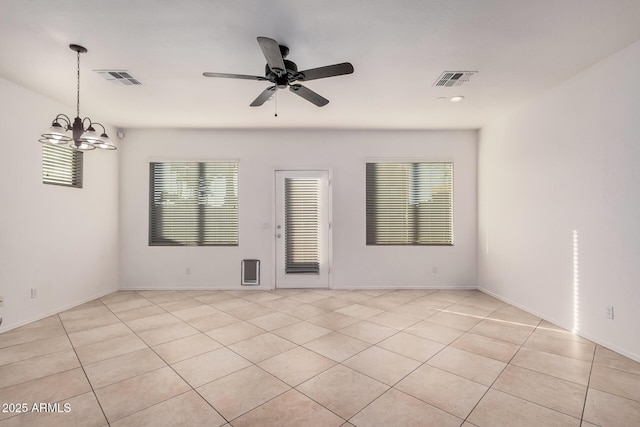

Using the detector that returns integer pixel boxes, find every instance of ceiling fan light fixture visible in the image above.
[39,44,116,151]
[450,96,465,103]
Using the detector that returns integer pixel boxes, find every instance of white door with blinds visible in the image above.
[275,170,330,288]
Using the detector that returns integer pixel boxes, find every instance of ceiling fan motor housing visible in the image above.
[265,58,298,88]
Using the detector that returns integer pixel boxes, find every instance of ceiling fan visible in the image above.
[203,37,354,107]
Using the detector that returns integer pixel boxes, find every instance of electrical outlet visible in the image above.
[432,266,438,273]
[185,267,191,275]
[31,288,38,299]
[606,306,615,319]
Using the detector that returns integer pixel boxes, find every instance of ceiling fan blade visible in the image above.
[203,72,268,81]
[297,62,354,82]
[250,86,277,107]
[257,37,286,76]
[289,84,329,107]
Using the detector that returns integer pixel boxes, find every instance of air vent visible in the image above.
[433,71,477,87]
[94,70,142,85]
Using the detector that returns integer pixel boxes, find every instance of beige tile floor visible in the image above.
[0,289,639,426]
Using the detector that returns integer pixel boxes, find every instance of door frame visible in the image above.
[272,168,333,290]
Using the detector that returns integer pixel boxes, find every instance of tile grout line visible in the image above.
[494,344,594,385]
[0,346,83,424]
[0,325,67,352]
[220,291,424,424]
[228,363,348,425]
[458,304,541,425]
[343,292,501,422]
[55,311,111,426]
[386,296,507,423]
[156,291,355,425]
[333,297,471,424]
[116,290,379,425]
[579,344,598,425]
[461,315,594,424]
[99,291,232,426]
[92,291,222,423]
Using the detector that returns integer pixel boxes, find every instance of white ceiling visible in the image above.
[1,0,639,130]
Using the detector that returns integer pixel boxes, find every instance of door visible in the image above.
[275,170,330,288]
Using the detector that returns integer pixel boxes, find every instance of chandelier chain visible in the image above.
[76,50,80,117]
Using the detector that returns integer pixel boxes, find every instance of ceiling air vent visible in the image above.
[94,70,142,85]
[433,71,477,87]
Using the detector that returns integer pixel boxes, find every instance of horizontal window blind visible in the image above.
[149,162,238,246]
[366,162,453,245]
[285,177,320,274]
[42,144,83,188]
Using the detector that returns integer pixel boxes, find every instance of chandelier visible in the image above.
[39,44,116,151]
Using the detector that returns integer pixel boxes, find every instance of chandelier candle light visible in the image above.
[39,44,116,151]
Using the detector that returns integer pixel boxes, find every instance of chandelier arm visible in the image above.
[90,122,107,133]
[81,117,94,130]
[53,114,72,128]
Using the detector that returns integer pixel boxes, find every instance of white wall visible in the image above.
[478,40,640,361]
[120,129,477,290]
[0,77,119,333]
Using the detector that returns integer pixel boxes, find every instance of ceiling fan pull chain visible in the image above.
[274,90,278,117]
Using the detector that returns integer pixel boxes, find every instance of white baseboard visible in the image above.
[477,286,640,363]
[121,286,272,291]
[0,287,118,334]
[121,285,477,291]
[332,285,477,290]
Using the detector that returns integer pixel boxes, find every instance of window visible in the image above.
[285,177,320,274]
[366,162,453,245]
[149,162,239,246]
[42,144,83,188]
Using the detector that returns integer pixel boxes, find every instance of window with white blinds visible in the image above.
[42,144,83,188]
[366,162,453,245]
[149,162,238,246]
[284,177,320,274]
